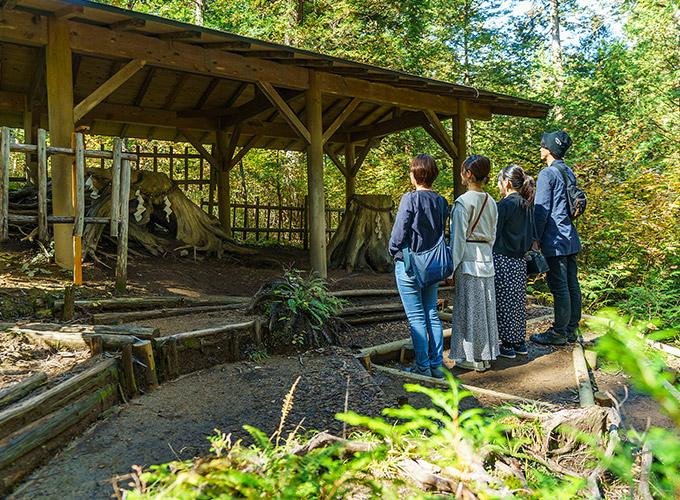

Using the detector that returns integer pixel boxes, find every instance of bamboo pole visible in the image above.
[345,312,406,325]
[115,159,131,292]
[331,287,454,298]
[37,129,48,241]
[132,340,158,390]
[0,127,8,241]
[110,137,121,236]
[0,373,47,410]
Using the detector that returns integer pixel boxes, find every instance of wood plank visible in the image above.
[73,59,146,123]
[165,73,189,110]
[108,18,146,31]
[194,77,220,109]
[257,81,310,144]
[158,30,201,40]
[322,97,360,144]
[2,322,159,339]
[179,128,218,169]
[0,0,20,10]
[0,90,25,112]
[73,132,85,237]
[200,41,251,50]
[53,4,84,20]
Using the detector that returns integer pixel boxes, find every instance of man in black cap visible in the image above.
[530,130,582,345]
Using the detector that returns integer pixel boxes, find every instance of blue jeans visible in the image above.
[546,254,582,335]
[395,260,444,371]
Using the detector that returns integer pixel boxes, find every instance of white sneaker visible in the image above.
[455,359,487,372]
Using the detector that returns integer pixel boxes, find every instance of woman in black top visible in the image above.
[493,165,536,359]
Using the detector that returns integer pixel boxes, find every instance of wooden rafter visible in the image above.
[224,82,248,108]
[278,59,333,67]
[120,67,157,136]
[108,18,146,31]
[179,128,218,169]
[322,97,360,144]
[421,109,458,158]
[158,30,200,40]
[200,41,251,50]
[350,111,423,142]
[165,73,190,109]
[72,54,82,86]
[73,59,146,123]
[323,144,347,177]
[238,51,293,59]
[195,77,220,110]
[224,122,242,171]
[229,135,261,169]
[351,138,377,176]
[54,4,83,20]
[256,81,310,144]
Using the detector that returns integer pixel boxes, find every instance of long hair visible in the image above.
[462,155,491,185]
[498,164,535,206]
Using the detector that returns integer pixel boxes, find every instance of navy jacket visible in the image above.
[389,190,449,262]
[493,193,535,259]
[534,159,582,257]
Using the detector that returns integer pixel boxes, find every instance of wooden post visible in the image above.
[115,159,131,292]
[132,340,158,390]
[73,132,85,285]
[110,138,121,236]
[37,129,48,241]
[344,140,355,207]
[46,18,75,270]
[88,335,103,356]
[23,96,38,185]
[216,127,231,235]
[302,195,308,250]
[0,127,9,241]
[452,100,467,199]
[121,343,136,398]
[306,70,327,277]
[62,284,75,322]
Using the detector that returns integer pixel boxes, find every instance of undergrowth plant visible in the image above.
[247,268,347,348]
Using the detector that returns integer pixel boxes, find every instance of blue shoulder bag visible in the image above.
[402,196,453,288]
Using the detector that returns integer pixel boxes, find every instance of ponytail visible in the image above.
[499,164,535,206]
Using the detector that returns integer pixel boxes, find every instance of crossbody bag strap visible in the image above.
[466,193,488,241]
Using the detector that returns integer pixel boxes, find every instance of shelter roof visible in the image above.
[0,0,549,150]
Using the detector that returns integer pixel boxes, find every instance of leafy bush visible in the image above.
[248,268,347,348]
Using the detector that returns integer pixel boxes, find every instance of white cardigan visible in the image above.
[450,191,498,278]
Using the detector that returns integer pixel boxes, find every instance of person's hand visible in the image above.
[531,239,539,251]
[445,277,455,286]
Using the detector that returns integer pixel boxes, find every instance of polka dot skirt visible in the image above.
[493,252,527,344]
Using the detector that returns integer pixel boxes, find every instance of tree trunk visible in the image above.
[327,195,394,272]
[550,0,565,119]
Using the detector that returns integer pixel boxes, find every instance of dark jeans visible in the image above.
[545,254,582,335]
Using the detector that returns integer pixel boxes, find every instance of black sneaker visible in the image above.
[430,366,446,379]
[530,328,566,346]
[514,343,528,355]
[566,329,581,343]
[499,345,516,358]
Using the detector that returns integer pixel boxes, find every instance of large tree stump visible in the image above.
[83,168,255,260]
[327,194,394,272]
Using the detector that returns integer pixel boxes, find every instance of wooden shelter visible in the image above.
[0,0,549,277]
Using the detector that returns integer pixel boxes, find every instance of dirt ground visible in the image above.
[1,242,677,498]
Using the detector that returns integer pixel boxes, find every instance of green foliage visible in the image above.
[249,268,346,348]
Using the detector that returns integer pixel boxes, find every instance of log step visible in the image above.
[53,295,249,313]
[0,373,47,411]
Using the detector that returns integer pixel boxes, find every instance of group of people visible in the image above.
[388,131,582,377]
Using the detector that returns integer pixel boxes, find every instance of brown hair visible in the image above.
[498,164,535,206]
[461,155,491,185]
[410,154,438,187]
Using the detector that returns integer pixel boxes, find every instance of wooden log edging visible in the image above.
[52,294,249,313]
[0,358,118,439]
[330,286,454,298]
[3,323,159,343]
[573,343,595,407]
[154,320,256,344]
[92,303,246,325]
[0,374,47,410]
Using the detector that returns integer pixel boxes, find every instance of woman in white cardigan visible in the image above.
[448,155,499,371]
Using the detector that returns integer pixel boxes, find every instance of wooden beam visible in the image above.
[257,81,310,144]
[322,97,360,144]
[158,30,201,40]
[108,18,146,31]
[344,138,355,204]
[224,122,242,171]
[195,77,220,109]
[422,109,458,158]
[120,67,156,136]
[466,102,492,121]
[278,59,333,67]
[179,128,218,169]
[53,4,83,20]
[225,82,248,108]
[323,144,347,177]
[0,90,24,112]
[452,101,466,198]
[215,125,230,234]
[350,111,423,142]
[73,59,146,123]
[228,135,261,169]
[351,138,376,177]
[27,49,46,106]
